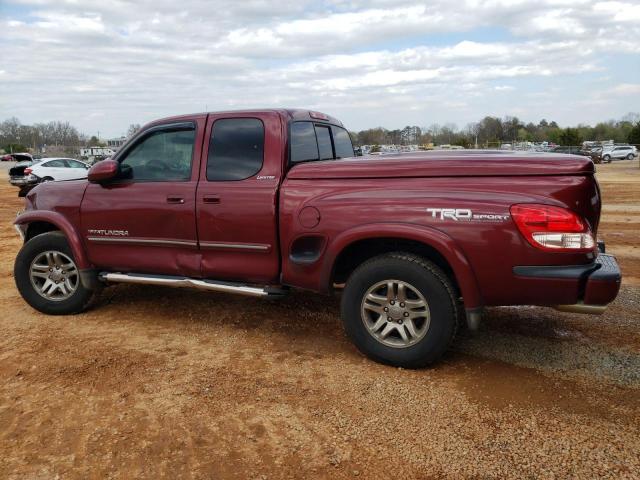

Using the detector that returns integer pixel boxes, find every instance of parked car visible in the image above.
[1,152,33,162]
[9,157,89,197]
[12,109,621,368]
[549,146,583,155]
[9,157,45,196]
[587,146,603,164]
[601,145,637,163]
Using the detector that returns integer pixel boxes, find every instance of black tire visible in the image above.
[340,252,458,368]
[627,154,634,160]
[14,232,96,315]
[603,155,611,163]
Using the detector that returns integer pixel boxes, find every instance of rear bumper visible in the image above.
[9,176,38,186]
[9,177,30,186]
[513,253,622,313]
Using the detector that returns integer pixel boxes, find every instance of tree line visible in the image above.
[0,117,85,153]
[0,117,142,153]
[3,114,640,153]
[351,113,640,148]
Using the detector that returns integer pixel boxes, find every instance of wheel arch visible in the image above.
[15,211,90,269]
[325,224,482,309]
[24,220,59,241]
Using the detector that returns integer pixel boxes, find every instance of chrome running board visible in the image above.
[100,272,287,298]
[553,303,607,315]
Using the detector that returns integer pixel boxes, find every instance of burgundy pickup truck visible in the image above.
[13,109,621,367]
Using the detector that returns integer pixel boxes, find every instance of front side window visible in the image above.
[207,118,264,181]
[120,128,195,181]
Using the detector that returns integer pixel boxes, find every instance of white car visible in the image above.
[601,145,637,163]
[24,157,90,183]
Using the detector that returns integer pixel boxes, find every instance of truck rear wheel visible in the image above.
[340,253,457,368]
[14,232,96,315]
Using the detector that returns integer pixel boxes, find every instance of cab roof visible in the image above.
[146,109,343,128]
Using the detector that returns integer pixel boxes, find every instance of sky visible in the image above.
[1,0,639,138]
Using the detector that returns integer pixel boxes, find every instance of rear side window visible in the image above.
[331,126,354,158]
[67,160,87,168]
[43,160,66,167]
[290,122,318,162]
[207,118,264,181]
[290,121,354,164]
[316,126,333,160]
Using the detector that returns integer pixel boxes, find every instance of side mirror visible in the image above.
[88,159,119,183]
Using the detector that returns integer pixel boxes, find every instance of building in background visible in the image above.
[106,137,127,149]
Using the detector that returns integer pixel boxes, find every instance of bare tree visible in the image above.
[127,124,141,138]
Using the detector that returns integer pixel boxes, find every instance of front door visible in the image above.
[196,112,283,283]
[81,117,205,276]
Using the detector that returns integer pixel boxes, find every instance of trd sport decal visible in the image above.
[426,208,509,222]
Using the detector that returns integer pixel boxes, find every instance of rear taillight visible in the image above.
[24,168,32,175]
[510,204,595,252]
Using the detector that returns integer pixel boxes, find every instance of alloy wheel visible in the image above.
[29,250,79,301]
[361,279,431,348]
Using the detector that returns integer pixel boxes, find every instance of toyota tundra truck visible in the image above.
[13,109,622,368]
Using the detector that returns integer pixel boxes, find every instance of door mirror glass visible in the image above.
[88,159,119,183]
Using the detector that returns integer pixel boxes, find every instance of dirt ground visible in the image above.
[0,160,639,479]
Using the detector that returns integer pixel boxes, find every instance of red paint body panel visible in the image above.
[81,180,201,276]
[196,111,283,283]
[287,151,595,179]
[584,279,620,305]
[278,173,600,307]
[15,209,90,269]
[13,109,621,312]
[17,180,90,268]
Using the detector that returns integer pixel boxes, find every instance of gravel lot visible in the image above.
[0,159,639,479]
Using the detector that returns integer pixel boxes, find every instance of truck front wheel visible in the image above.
[340,253,458,368]
[14,232,96,315]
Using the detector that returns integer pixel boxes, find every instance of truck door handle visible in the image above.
[167,195,185,204]
[203,195,220,204]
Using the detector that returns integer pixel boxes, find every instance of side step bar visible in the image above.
[99,272,287,298]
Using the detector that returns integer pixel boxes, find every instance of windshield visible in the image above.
[290,121,354,164]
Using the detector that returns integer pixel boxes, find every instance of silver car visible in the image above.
[602,145,637,162]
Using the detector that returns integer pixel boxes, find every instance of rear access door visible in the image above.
[196,111,284,283]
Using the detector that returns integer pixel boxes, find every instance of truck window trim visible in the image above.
[111,121,197,184]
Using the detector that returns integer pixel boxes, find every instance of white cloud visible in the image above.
[0,0,639,135]
[593,1,640,21]
[609,84,640,95]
